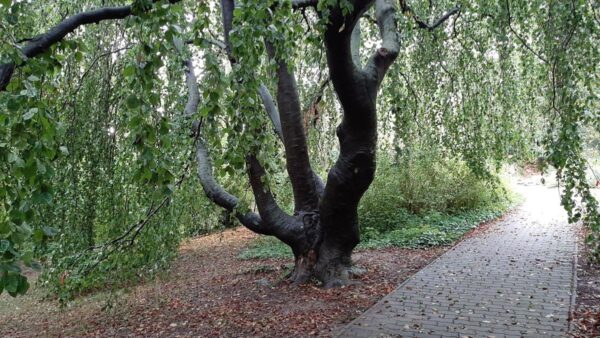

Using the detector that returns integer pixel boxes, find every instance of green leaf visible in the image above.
[4,273,18,294]
[0,222,11,235]
[173,36,184,53]
[42,226,57,237]
[6,98,19,112]
[123,65,136,77]
[23,108,38,121]
[33,228,44,243]
[16,275,29,295]
[126,95,141,109]
[0,240,9,253]
[32,191,52,205]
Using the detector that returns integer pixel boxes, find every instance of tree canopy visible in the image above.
[0,0,598,296]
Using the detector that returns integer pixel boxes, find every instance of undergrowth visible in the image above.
[240,152,517,260]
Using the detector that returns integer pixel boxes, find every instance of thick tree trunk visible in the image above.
[190,0,400,288]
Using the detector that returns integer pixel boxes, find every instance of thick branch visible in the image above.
[317,0,401,263]
[323,1,373,84]
[0,0,182,91]
[184,60,271,235]
[221,1,319,211]
[399,0,460,31]
[246,155,301,244]
[323,1,377,123]
[260,82,326,197]
[258,83,283,139]
[195,139,268,234]
[351,20,362,67]
[366,0,400,87]
[220,0,235,59]
[265,42,319,212]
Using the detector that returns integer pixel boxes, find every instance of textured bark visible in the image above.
[315,0,400,287]
[265,42,319,212]
[178,0,404,288]
[193,0,400,287]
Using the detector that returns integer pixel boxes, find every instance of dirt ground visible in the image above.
[570,227,600,337]
[0,224,490,337]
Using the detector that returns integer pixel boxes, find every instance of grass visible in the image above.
[238,236,293,260]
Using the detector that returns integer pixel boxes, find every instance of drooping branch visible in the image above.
[504,0,548,64]
[0,0,182,91]
[183,59,274,235]
[398,0,460,31]
[184,60,200,118]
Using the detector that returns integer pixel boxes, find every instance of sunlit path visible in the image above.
[339,183,577,337]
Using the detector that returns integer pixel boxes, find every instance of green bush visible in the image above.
[39,210,182,302]
[359,149,508,232]
[240,149,515,259]
[357,148,514,249]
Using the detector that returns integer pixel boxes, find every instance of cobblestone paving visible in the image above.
[338,185,577,338]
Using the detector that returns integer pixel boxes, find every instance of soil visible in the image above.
[0,217,501,337]
[570,226,600,337]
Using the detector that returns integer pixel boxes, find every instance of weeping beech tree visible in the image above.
[0,0,598,294]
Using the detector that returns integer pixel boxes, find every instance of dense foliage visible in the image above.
[0,0,598,297]
[241,151,514,260]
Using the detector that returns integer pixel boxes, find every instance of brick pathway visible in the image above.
[338,184,577,338]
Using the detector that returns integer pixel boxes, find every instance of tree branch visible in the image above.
[0,0,182,91]
[184,60,275,235]
[220,0,320,212]
[265,42,320,212]
[351,20,362,67]
[399,0,460,31]
[366,0,400,87]
[504,0,548,63]
[258,83,283,139]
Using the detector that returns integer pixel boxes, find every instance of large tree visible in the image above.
[0,0,598,295]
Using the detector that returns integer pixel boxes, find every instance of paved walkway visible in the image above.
[339,184,577,337]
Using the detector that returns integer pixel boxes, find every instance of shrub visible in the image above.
[240,148,515,258]
[359,148,508,233]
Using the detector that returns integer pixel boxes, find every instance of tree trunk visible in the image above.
[191,0,399,288]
